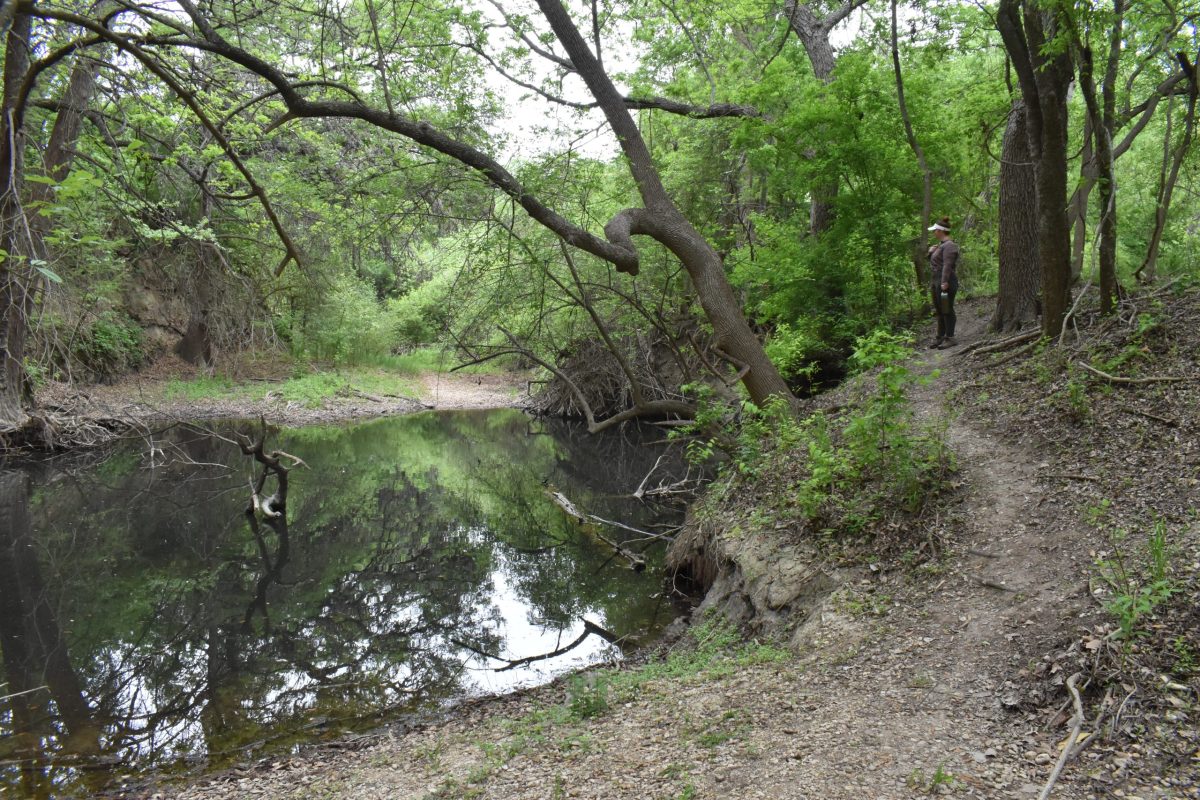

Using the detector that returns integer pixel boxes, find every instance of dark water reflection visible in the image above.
[0,410,687,797]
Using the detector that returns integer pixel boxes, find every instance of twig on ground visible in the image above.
[1038,672,1085,800]
[990,338,1041,367]
[1076,361,1197,385]
[1116,405,1177,426]
[964,329,1041,357]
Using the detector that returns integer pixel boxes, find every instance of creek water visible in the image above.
[0,410,688,798]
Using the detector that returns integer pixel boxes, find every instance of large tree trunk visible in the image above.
[29,48,101,225]
[0,13,34,432]
[996,0,1073,337]
[992,98,1040,332]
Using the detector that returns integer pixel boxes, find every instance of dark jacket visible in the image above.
[930,240,960,287]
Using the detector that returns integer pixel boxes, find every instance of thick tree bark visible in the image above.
[0,13,34,432]
[996,0,1073,337]
[993,98,1040,332]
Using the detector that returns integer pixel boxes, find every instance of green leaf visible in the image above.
[31,260,63,283]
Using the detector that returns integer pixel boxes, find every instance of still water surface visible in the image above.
[0,410,685,797]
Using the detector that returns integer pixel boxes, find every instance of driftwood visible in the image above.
[235,416,308,518]
[547,490,647,571]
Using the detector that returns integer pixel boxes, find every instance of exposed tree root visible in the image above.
[0,409,143,454]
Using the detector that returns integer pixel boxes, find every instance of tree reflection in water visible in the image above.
[0,410,686,797]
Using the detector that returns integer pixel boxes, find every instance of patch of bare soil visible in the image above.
[128,295,1198,800]
[34,354,527,427]
[417,371,530,411]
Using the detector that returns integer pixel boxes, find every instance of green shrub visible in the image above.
[1096,519,1176,640]
[73,312,145,379]
[294,274,392,364]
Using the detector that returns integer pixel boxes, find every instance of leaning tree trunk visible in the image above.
[1068,119,1095,284]
[536,0,793,407]
[992,98,1041,332]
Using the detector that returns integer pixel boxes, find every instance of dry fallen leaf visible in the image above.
[1058,731,1091,750]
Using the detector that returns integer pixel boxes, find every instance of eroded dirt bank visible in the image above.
[117,296,1199,800]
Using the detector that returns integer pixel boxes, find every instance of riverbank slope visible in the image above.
[123,292,1200,799]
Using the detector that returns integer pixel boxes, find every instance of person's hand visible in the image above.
[941,282,949,291]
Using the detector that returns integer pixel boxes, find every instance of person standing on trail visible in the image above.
[927,216,960,349]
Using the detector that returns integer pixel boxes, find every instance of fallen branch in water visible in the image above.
[453,618,621,672]
[236,416,308,518]
[547,490,647,570]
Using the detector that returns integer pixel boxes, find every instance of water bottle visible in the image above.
[939,291,950,314]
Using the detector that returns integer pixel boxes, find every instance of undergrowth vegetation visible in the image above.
[681,331,956,559]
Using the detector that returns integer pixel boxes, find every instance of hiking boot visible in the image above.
[942,336,958,348]
[927,338,943,349]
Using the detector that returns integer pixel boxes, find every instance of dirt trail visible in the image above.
[155,305,1126,800]
[416,371,528,411]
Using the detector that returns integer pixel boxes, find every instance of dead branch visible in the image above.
[633,454,666,499]
[1076,361,1198,385]
[547,489,647,570]
[1038,672,1085,800]
[1116,405,1177,426]
[1039,473,1100,482]
[963,329,1042,357]
[235,416,307,517]
[990,338,1041,367]
[454,618,621,673]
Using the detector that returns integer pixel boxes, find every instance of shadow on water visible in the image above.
[0,409,691,798]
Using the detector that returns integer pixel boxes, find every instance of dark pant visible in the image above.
[931,280,957,339]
